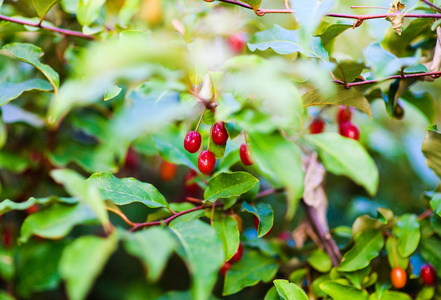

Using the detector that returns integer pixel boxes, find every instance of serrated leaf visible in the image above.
[77,0,106,26]
[320,281,369,300]
[338,229,384,272]
[0,79,53,107]
[51,169,110,230]
[305,133,379,196]
[19,203,98,243]
[169,220,224,300]
[303,86,372,119]
[393,214,420,257]
[31,0,59,20]
[213,215,240,261]
[248,25,329,61]
[223,250,278,295]
[87,172,169,208]
[0,196,77,215]
[123,227,176,281]
[307,249,332,273]
[59,234,118,300]
[422,129,441,178]
[242,202,274,237]
[274,280,308,300]
[0,43,59,93]
[204,172,258,202]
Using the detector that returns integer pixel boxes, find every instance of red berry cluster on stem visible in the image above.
[337,106,360,141]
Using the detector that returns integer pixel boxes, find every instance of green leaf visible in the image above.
[0,151,29,173]
[240,0,261,11]
[320,281,369,300]
[0,196,77,215]
[338,229,384,272]
[59,234,118,300]
[273,279,308,300]
[333,61,366,84]
[19,203,98,243]
[317,23,352,48]
[223,250,279,295]
[370,291,412,300]
[31,0,59,20]
[170,220,224,300]
[343,266,371,289]
[0,248,14,282]
[242,202,274,237]
[392,214,420,257]
[51,169,110,230]
[77,0,106,26]
[0,117,5,149]
[420,237,441,272]
[104,84,122,101]
[0,43,60,92]
[422,129,441,178]
[401,90,435,123]
[307,249,332,273]
[208,134,226,159]
[385,237,409,270]
[303,86,372,119]
[0,79,53,106]
[264,286,279,300]
[248,25,329,61]
[204,172,258,202]
[305,133,379,196]
[416,286,435,300]
[154,133,198,170]
[213,215,240,261]
[16,241,66,297]
[249,132,304,220]
[123,227,176,281]
[87,172,169,208]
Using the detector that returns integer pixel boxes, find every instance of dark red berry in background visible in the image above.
[337,106,353,124]
[198,150,216,174]
[309,118,325,134]
[339,122,360,141]
[26,204,40,215]
[277,231,292,242]
[420,264,437,286]
[391,267,407,289]
[124,148,138,169]
[184,131,201,153]
[30,151,42,163]
[212,122,229,145]
[185,170,200,195]
[220,262,231,277]
[240,143,253,166]
[254,217,273,236]
[2,229,12,248]
[228,242,243,264]
[227,33,246,54]
[159,161,177,182]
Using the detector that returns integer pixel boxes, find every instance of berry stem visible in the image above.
[195,107,206,132]
[418,208,433,221]
[106,207,137,227]
[391,236,399,268]
[421,0,441,13]
[186,197,204,203]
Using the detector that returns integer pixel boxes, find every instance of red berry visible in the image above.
[339,122,360,141]
[240,144,253,166]
[309,118,325,134]
[2,229,12,248]
[26,204,40,215]
[420,264,437,286]
[391,267,407,289]
[337,106,353,124]
[220,262,231,277]
[30,151,42,163]
[227,34,246,54]
[253,217,273,236]
[125,148,138,169]
[184,131,202,153]
[277,231,292,242]
[159,161,177,182]
[212,122,229,145]
[198,150,216,174]
[185,170,200,195]
[228,242,243,264]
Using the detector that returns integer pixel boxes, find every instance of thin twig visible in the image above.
[418,208,433,221]
[255,187,284,199]
[0,14,95,40]
[421,0,441,13]
[106,207,136,227]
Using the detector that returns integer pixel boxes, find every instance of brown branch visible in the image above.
[0,14,95,40]
[418,208,433,221]
[106,207,137,227]
[421,0,441,13]
[255,187,284,199]
[301,199,341,267]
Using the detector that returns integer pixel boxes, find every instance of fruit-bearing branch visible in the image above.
[0,14,95,40]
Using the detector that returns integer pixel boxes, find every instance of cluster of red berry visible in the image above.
[184,121,253,174]
[390,263,437,289]
[309,106,360,141]
[220,242,243,277]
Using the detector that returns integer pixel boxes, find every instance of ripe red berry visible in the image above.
[185,170,200,195]
[339,122,360,141]
[125,148,138,169]
[254,217,273,236]
[227,34,246,54]
[309,118,325,134]
[277,231,292,242]
[391,267,407,289]
[420,264,437,286]
[220,262,231,277]
[26,204,40,215]
[337,106,353,124]
[198,150,216,174]
[228,242,243,264]
[184,131,202,153]
[212,122,229,145]
[240,144,253,166]
[159,161,177,182]
[2,229,12,248]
